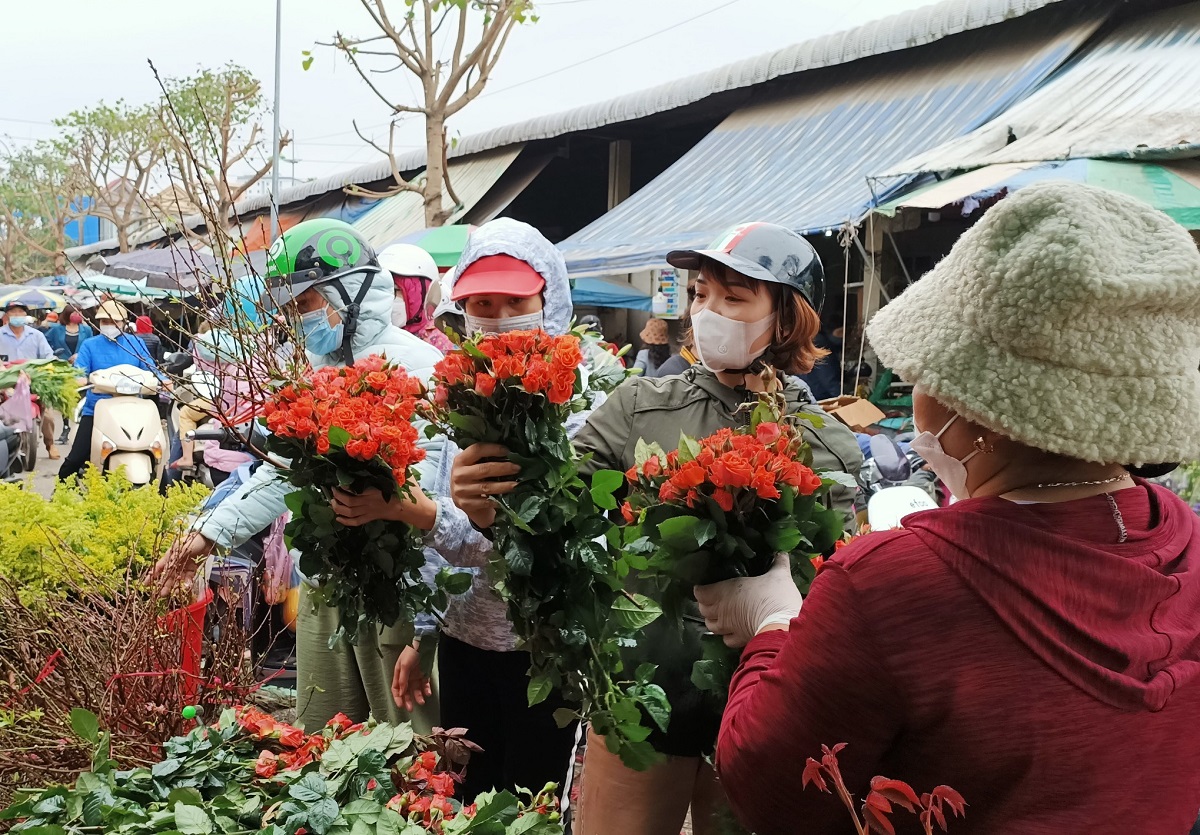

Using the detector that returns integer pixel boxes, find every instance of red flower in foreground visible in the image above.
[429,329,582,408]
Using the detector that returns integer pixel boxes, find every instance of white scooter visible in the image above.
[865,434,938,531]
[88,364,167,486]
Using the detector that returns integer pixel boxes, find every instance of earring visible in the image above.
[974,436,995,454]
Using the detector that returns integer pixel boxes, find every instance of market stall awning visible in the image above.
[875,159,1200,228]
[353,146,522,248]
[571,277,652,310]
[884,3,1200,176]
[556,7,1104,279]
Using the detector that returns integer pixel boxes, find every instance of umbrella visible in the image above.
[0,285,69,311]
[87,245,217,296]
[385,225,474,271]
[875,159,1200,228]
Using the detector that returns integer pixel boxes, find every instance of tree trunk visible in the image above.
[423,113,448,228]
[117,225,130,253]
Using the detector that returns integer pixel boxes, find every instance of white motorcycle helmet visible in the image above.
[379,243,439,327]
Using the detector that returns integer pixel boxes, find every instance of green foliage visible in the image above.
[0,470,209,604]
[3,711,564,835]
[0,360,81,416]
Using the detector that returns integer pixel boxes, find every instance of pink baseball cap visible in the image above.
[451,254,546,301]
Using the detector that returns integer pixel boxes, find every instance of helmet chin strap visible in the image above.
[327,270,377,366]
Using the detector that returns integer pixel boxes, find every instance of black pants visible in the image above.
[438,633,578,801]
[58,415,94,481]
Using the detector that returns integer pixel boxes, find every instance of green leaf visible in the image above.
[527,674,553,707]
[822,470,858,489]
[69,708,99,743]
[610,594,662,630]
[439,568,474,596]
[327,425,351,448]
[152,758,182,779]
[589,469,623,511]
[174,803,213,835]
[765,523,803,554]
[633,438,667,469]
[637,684,671,733]
[302,55,315,71]
[289,772,328,803]
[552,707,578,728]
[657,515,716,552]
[676,433,702,464]
[308,798,341,835]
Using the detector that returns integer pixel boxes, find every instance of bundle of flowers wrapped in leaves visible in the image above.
[4,705,564,835]
[425,328,670,770]
[618,379,847,698]
[262,354,463,646]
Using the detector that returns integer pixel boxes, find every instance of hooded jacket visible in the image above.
[195,267,450,634]
[717,483,1200,835]
[420,218,609,652]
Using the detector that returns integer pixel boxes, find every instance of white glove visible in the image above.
[694,554,803,648]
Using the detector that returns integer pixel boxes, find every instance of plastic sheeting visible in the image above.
[884,2,1200,175]
[557,7,1103,279]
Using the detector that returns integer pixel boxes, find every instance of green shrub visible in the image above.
[0,470,209,602]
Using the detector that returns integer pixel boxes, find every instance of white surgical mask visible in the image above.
[391,298,409,329]
[909,414,979,500]
[465,311,544,335]
[691,308,776,372]
[99,324,121,339]
[7,316,29,328]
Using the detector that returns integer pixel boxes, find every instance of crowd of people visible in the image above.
[22,180,1193,834]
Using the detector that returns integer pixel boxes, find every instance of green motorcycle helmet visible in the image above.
[260,218,382,363]
[261,218,381,308]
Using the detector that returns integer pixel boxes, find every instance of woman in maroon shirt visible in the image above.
[696,182,1200,835]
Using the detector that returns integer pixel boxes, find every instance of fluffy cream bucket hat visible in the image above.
[868,181,1200,465]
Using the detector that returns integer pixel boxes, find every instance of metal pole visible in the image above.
[269,0,283,242]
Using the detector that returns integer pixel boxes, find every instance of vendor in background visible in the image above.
[652,309,697,377]
[44,307,92,446]
[379,243,456,354]
[37,311,59,332]
[0,300,61,459]
[632,317,672,377]
[134,316,163,363]
[58,300,162,481]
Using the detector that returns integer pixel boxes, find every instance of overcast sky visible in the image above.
[2,0,937,183]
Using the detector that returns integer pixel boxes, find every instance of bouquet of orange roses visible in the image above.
[426,328,669,770]
[263,355,466,646]
[619,379,846,698]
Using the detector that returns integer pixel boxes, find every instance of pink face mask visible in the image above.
[910,414,980,500]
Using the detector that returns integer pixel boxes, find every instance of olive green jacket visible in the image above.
[572,365,862,757]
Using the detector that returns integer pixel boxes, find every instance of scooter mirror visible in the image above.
[869,434,912,483]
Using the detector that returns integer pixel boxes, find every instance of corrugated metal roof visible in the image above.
[556,9,1103,278]
[233,0,1076,216]
[884,2,1200,175]
[352,146,522,247]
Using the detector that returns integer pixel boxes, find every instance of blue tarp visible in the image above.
[556,7,1104,278]
[571,277,651,310]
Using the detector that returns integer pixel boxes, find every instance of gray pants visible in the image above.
[294,586,439,733]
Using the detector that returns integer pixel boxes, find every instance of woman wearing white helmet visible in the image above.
[379,243,455,353]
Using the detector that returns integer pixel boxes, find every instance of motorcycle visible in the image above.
[863,434,939,531]
[0,367,41,473]
[87,364,168,486]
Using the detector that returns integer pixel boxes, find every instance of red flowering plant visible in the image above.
[424,328,668,771]
[262,354,468,646]
[618,370,849,698]
[5,706,564,835]
[803,743,967,834]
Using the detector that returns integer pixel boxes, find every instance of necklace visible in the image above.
[1104,493,1129,543]
[1033,474,1130,489]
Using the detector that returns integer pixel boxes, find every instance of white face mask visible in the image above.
[391,298,409,329]
[691,308,776,372]
[909,414,980,500]
[465,311,544,335]
[99,324,121,339]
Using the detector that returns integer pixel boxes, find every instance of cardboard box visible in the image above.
[819,396,887,432]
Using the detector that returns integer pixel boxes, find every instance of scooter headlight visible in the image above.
[115,381,141,395]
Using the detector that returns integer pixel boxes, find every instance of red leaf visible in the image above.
[801,757,829,793]
[931,786,967,816]
[870,776,919,811]
[930,805,948,832]
[861,793,896,835]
